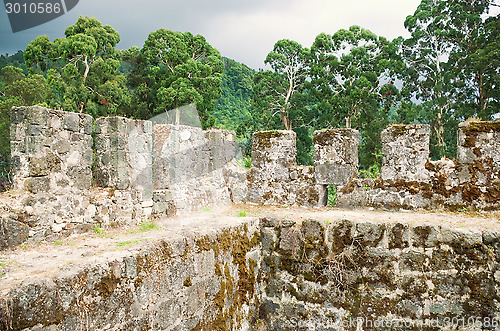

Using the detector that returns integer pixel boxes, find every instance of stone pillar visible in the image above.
[11,106,93,191]
[251,130,296,179]
[381,124,430,182]
[94,116,153,220]
[457,120,500,186]
[248,130,297,204]
[9,106,93,242]
[153,124,210,190]
[313,128,359,186]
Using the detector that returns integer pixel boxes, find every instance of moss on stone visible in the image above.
[183,276,192,287]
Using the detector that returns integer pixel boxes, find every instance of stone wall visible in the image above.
[2,216,500,330]
[9,106,95,242]
[3,106,244,250]
[338,121,500,211]
[314,128,359,186]
[94,116,154,224]
[259,217,500,329]
[153,124,236,213]
[0,219,261,331]
[381,124,430,182]
[247,131,323,207]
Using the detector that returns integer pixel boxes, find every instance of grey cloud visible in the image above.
[1,0,420,69]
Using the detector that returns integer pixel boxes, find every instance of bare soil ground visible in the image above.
[1,203,499,296]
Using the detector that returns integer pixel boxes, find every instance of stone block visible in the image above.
[25,106,49,125]
[10,106,25,124]
[410,224,439,248]
[62,112,80,132]
[381,124,430,182]
[25,136,43,154]
[27,124,41,136]
[356,222,385,247]
[251,130,296,170]
[24,176,50,194]
[53,139,71,154]
[313,128,359,185]
[29,151,61,177]
[0,216,29,250]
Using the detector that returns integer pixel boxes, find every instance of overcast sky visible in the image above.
[0,0,433,69]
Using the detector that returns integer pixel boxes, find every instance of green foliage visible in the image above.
[237,210,247,217]
[127,29,223,127]
[24,16,129,118]
[310,26,400,129]
[400,0,498,159]
[327,185,337,207]
[0,51,27,75]
[212,57,254,131]
[93,225,104,235]
[358,152,381,179]
[252,39,310,131]
[139,220,158,232]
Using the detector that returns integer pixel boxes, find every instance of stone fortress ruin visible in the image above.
[1,106,500,330]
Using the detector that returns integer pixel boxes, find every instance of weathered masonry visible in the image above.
[338,122,500,211]
[2,106,245,250]
[2,215,500,330]
[1,106,500,330]
[2,106,500,251]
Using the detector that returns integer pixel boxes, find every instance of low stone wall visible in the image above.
[259,217,500,329]
[338,121,500,211]
[247,131,323,207]
[0,220,261,331]
[2,215,499,330]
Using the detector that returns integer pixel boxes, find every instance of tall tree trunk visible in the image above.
[476,72,487,116]
[433,110,446,159]
[281,109,291,130]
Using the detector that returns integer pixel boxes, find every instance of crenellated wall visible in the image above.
[2,106,500,330]
[3,106,500,252]
[7,106,94,245]
[338,121,500,211]
[3,106,240,250]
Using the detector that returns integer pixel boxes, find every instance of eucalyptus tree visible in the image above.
[23,16,128,117]
[309,26,400,167]
[401,0,498,158]
[445,0,498,119]
[252,39,310,131]
[129,29,223,127]
[310,26,399,130]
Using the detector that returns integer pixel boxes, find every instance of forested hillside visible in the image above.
[0,0,499,191]
[212,57,254,131]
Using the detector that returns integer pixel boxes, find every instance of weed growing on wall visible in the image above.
[327,185,337,207]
